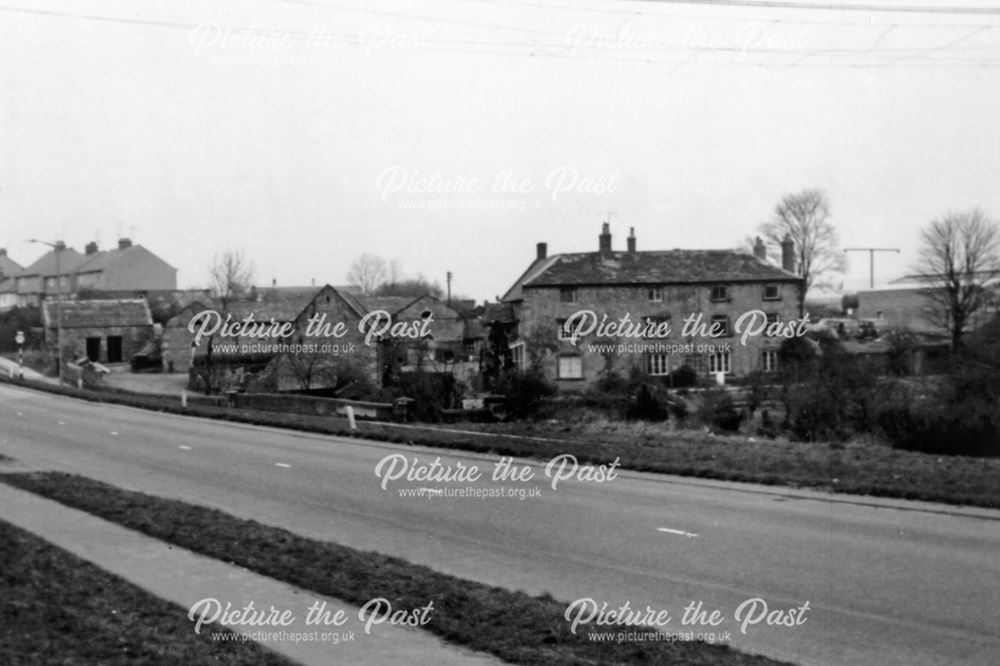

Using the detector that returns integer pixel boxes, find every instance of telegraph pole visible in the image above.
[843,247,900,289]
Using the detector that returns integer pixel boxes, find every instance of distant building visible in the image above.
[856,272,1000,339]
[8,238,176,308]
[42,298,154,364]
[497,224,805,389]
[0,248,24,311]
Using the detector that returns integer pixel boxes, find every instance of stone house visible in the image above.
[498,224,805,390]
[250,285,377,392]
[42,299,153,364]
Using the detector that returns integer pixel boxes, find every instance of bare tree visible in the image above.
[915,208,1000,351]
[387,258,404,284]
[346,253,387,295]
[209,250,256,310]
[759,189,846,298]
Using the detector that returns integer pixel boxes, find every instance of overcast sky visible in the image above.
[2,0,998,301]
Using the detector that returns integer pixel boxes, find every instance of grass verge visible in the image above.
[0,518,292,666]
[2,373,997,508]
[0,471,787,666]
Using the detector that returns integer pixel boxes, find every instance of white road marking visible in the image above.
[110,431,119,436]
[58,421,65,425]
[17,412,23,416]
[275,463,292,468]
[657,527,699,538]
[178,445,192,450]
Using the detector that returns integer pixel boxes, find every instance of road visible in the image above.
[1,383,997,665]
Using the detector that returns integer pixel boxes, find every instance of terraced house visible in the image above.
[499,224,805,389]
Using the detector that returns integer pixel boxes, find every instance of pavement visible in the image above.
[0,479,500,666]
[0,355,53,383]
[1,382,998,665]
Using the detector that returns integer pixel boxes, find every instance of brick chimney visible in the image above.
[536,242,547,260]
[598,222,612,255]
[54,241,67,251]
[118,238,132,250]
[781,234,795,273]
[85,241,99,255]
[0,248,6,257]
[753,236,767,261]
[627,227,636,253]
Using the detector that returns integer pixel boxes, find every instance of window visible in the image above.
[643,316,671,338]
[763,284,780,301]
[708,350,731,375]
[647,286,663,302]
[559,287,577,303]
[510,342,525,369]
[557,355,583,379]
[765,312,779,335]
[647,353,670,376]
[762,349,778,372]
[420,310,433,320]
[710,286,729,302]
[556,318,573,340]
[710,314,730,337]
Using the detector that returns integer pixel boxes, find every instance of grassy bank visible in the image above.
[0,518,292,666]
[0,471,787,666]
[2,373,998,508]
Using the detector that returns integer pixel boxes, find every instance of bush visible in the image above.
[627,382,670,421]
[667,364,698,388]
[493,368,556,419]
[697,389,743,432]
[385,371,458,421]
[878,355,1000,457]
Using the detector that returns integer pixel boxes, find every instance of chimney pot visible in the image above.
[781,234,795,273]
[627,227,636,253]
[118,238,132,250]
[536,242,547,260]
[599,223,612,255]
[85,241,99,255]
[753,236,767,261]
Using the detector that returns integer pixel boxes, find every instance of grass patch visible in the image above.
[3,373,998,508]
[0,518,291,666]
[0,471,787,666]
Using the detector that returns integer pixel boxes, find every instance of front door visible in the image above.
[106,336,123,363]
[85,337,100,362]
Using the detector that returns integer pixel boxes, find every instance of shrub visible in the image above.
[493,368,556,419]
[697,388,743,432]
[627,382,670,421]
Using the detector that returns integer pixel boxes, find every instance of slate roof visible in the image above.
[20,248,89,278]
[522,250,801,289]
[42,299,153,328]
[0,252,22,278]
[483,302,516,324]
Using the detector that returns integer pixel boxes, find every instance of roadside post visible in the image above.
[15,330,24,380]
[346,405,357,430]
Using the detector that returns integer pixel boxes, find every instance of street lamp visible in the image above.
[27,239,64,385]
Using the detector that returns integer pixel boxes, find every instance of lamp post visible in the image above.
[28,239,64,385]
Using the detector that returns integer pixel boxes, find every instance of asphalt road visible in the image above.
[1,383,997,665]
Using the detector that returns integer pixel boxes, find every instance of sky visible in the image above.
[1,0,998,302]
